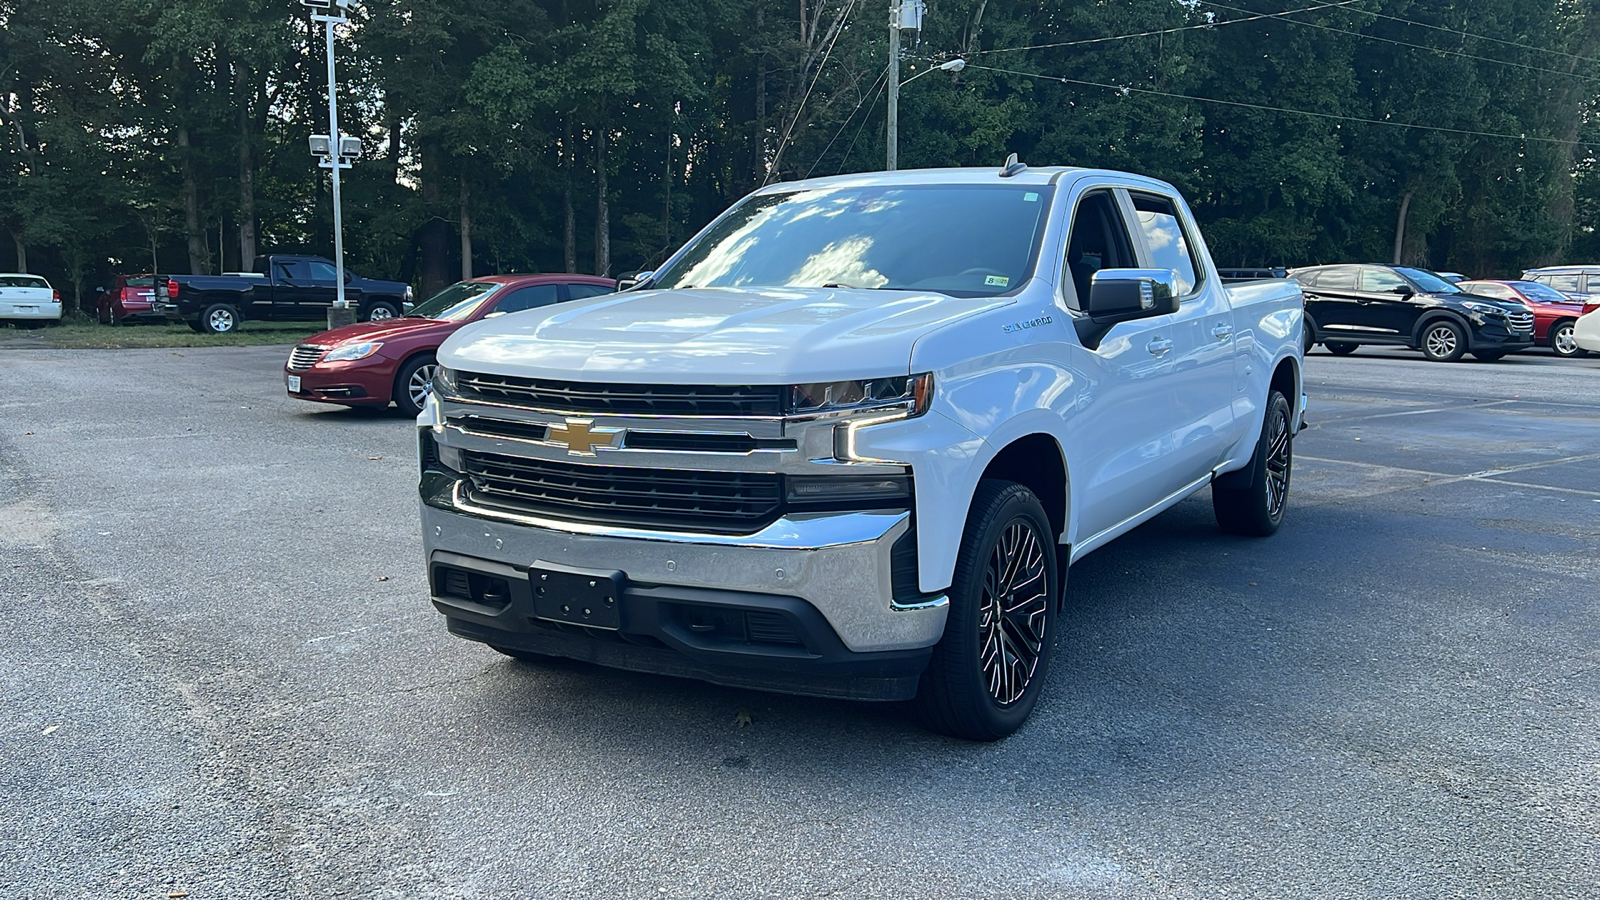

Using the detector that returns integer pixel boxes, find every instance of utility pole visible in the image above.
[887,0,900,171]
[886,0,926,171]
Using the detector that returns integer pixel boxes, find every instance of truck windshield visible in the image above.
[651,183,1055,298]
[406,281,502,321]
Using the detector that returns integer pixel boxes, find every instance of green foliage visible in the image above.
[3,0,1599,297]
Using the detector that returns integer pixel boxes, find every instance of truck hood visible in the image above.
[439,286,1009,382]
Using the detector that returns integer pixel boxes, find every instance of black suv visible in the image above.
[1291,264,1535,362]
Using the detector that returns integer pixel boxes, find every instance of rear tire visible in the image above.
[913,481,1058,742]
[1213,390,1293,537]
[200,303,241,334]
[1419,319,1466,362]
[366,301,400,321]
[1325,341,1357,356]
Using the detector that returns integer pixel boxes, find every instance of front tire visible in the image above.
[1550,321,1587,358]
[914,481,1058,742]
[1325,341,1357,356]
[201,303,241,334]
[1419,319,1466,362]
[1213,389,1293,536]
[393,353,438,417]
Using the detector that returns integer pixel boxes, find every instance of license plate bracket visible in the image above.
[287,375,301,393]
[529,562,625,630]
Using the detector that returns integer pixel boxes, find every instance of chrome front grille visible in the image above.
[460,450,784,533]
[1507,311,1535,332]
[288,344,329,370]
[455,372,787,417]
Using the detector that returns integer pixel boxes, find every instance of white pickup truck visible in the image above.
[417,162,1305,740]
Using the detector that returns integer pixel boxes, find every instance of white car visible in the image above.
[1574,305,1600,352]
[0,274,62,328]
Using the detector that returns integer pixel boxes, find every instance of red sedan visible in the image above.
[97,274,163,324]
[284,274,616,415]
[1457,279,1590,358]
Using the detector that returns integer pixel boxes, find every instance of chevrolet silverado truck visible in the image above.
[417,163,1306,740]
[161,254,412,334]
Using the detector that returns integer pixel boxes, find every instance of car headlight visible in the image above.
[323,341,383,361]
[788,374,934,418]
[1460,301,1506,317]
[434,365,460,396]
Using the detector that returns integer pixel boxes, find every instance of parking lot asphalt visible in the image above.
[1,344,1597,899]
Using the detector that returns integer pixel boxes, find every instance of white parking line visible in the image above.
[1298,454,1600,499]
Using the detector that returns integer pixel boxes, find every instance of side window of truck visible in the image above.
[308,261,339,283]
[1062,190,1137,311]
[273,260,301,283]
[1130,193,1202,296]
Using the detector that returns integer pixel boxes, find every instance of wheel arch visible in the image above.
[1410,309,1468,346]
[976,432,1070,608]
[390,348,439,401]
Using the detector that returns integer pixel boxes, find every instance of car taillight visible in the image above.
[167,278,180,297]
[52,290,60,302]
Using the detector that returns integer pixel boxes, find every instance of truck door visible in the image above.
[270,258,317,316]
[305,259,343,312]
[1060,187,1184,541]
[1126,190,1238,481]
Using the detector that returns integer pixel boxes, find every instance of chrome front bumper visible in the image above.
[420,493,948,654]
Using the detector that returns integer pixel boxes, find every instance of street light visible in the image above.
[887,0,954,171]
[304,0,357,324]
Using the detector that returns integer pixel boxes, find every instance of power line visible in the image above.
[763,0,858,186]
[1306,3,1600,67]
[963,62,1599,148]
[1202,1,1600,84]
[835,68,891,175]
[970,0,1361,56]
[805,62,890,179]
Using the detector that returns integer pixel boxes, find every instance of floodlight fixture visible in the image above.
[309,134,331,156]
[338,136,362,158]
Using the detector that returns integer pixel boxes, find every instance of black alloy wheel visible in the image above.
[1419,319,1466,362]
[914,480,1058,741]
[1214,389,1293,536]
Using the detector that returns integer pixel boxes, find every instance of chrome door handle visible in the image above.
[1146,338,1174,354]
[1212,324,1234,340]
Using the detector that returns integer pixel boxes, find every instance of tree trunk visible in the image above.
[177,125,208,274]
[1392,189,1414,265]
[418,140,452,298]
[594,125,610,277]
[459,177,472,280]
[237,65,257,267]
[387,97,403,186]
[564,117,577,273]
[11,232,26,273]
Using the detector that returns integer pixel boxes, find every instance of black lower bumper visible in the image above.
[430,552,933,701]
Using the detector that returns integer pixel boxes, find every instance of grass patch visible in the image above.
[3,318,325,349]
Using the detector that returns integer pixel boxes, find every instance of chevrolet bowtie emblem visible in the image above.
[548,418,623,455]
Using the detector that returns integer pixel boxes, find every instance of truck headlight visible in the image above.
[323,341,383,361]
[434,365,460,396]
[788,373,934,418]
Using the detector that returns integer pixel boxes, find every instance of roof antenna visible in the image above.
[999,153,1027,177]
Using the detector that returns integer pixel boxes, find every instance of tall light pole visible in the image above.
[304,0,361,326]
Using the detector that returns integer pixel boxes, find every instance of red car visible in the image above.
[1456,279,1590,358]
[284,274,616,415]
[97,274,163,324]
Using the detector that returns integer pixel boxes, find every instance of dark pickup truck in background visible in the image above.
[161,255,413,333]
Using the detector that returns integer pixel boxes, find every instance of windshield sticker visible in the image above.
[985,275,1011,287]
[1024,192,1039,202]
[1002,315,1052,334]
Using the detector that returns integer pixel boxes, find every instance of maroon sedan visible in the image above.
[284,274,616,415]
[97,274,162,324]
[1457,280,1590,358]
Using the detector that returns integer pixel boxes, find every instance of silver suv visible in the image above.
[1521,266,1600,304]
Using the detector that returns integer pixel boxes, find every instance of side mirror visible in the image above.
[617,270,654,291]
[95,286,106,293]
[1390,285,1413,295]
[1075,268,1181,350]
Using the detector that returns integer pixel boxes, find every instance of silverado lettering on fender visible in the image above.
[417,164,1306,740]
